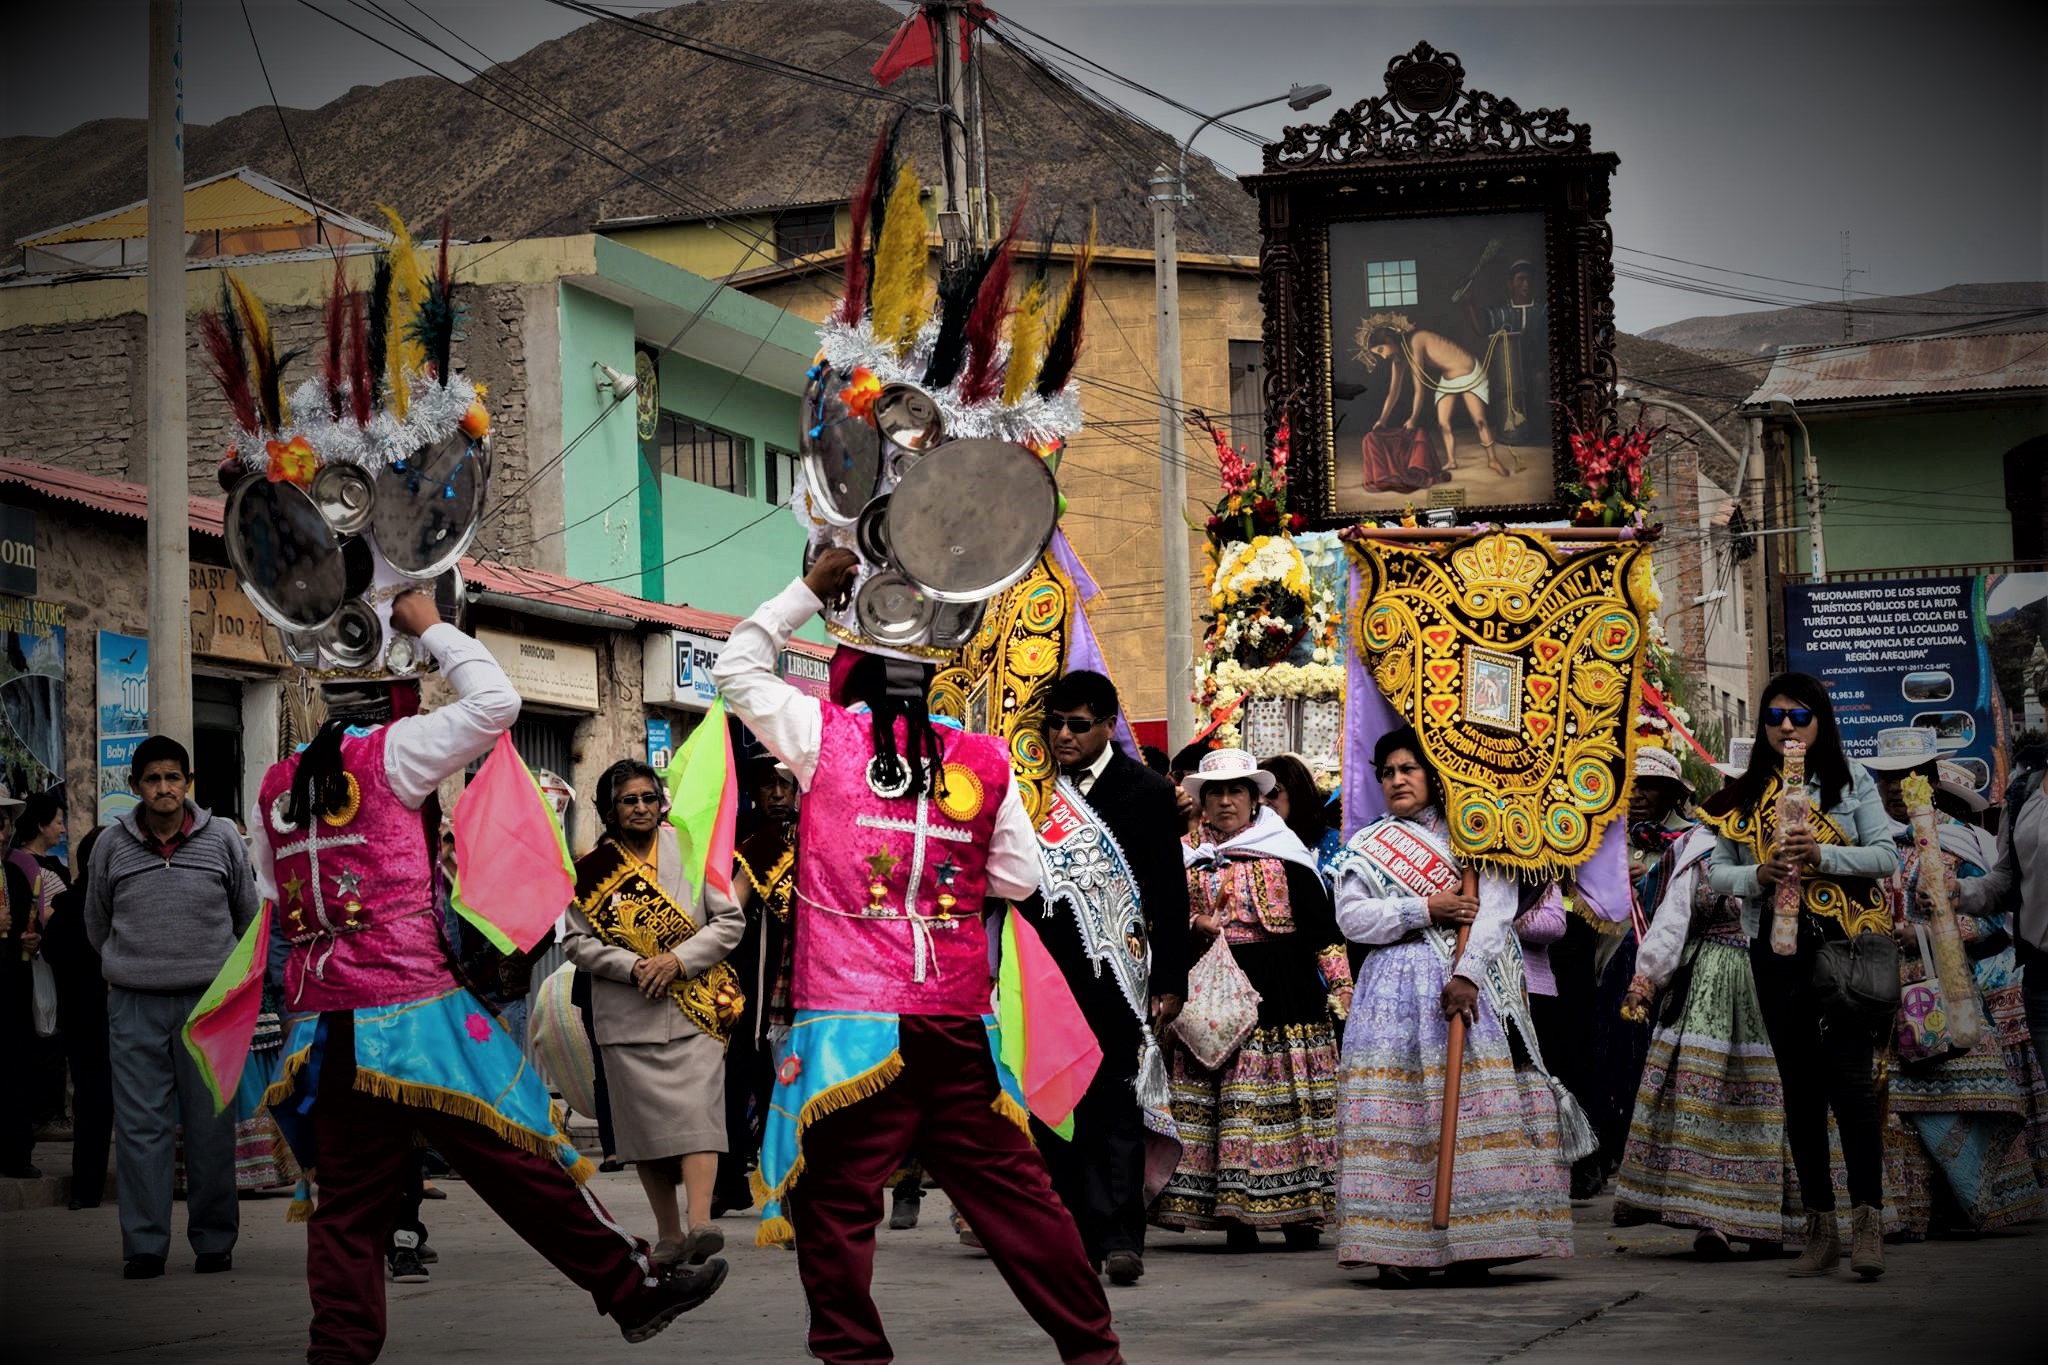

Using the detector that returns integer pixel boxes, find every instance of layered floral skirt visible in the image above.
[1153,1021,1339,1229]
[1883,951,2048,1239]
[1334,938,1572,1268]
[1613,935,1787,1243]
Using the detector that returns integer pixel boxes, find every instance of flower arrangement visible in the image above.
[1209,535,1311,667]
[1198,412,1304,548]
[1562,413,1660,528]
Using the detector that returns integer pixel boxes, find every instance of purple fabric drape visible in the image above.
[1051,531,1141,759]
[1341,565,1401,840]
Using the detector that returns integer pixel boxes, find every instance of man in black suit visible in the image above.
[1029,670,1191,1286]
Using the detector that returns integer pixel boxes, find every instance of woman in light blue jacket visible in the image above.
[1701,671,1898,1283]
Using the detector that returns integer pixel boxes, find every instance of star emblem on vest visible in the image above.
[284,873,306,906]
[864,848,900,915]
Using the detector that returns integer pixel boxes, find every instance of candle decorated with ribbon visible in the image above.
[1771,740,1807,956]
[1899,773,1983,1051]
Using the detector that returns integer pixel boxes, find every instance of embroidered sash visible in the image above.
[573,838,744,1043]
[1037,780,1152,1024]
[1699,772,1888,937]
[736,836,795,927]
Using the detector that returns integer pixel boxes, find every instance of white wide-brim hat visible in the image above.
[1862,726,1942,772]
[1633,744,1694,795]
[1182,747,1277,798]
[1935,759,1990,813]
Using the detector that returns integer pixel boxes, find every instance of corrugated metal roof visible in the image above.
[1744,330,2048,407]
[16,167,389,247]
[0,457,829,657]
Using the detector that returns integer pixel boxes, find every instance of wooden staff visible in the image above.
[1432,867,1479,1231]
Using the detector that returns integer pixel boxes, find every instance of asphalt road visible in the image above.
[4,1167,2040,1363]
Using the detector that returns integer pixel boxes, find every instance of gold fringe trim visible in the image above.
[286,1198,314,1224]
[991,1090,1034,1138]
[756,1214,796,1249]
[261,1043,316,1111]
[755,1050,906,1211]
[348,1069,587,1184]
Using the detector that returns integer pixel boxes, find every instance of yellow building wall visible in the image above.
[742,247,1261,725]
[605,204,864,281]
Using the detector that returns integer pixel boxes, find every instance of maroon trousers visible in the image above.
[788,1014,1121,1365]
[305,1015,655,1363]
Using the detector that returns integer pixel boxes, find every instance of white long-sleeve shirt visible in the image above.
[249,623,521,902]
[711,578,1042,901]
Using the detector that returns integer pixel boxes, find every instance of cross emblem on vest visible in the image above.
[274,822,371,988]
[855,798,973,982]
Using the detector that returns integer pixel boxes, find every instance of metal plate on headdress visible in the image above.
[885,438,1058,603]
[370,432,485,579]
[874,383,945,456]
[316,598,383,670]
[801,368,882,526]
[855,495,896,568]
[853,570,934,646]
[310,463,377,535]
[929,599,986,651]
[223,477,350,633]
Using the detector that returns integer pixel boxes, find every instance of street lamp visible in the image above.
[1151,82,1330,749]
[1765,394,1824,581]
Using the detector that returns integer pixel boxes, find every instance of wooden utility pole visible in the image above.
[930,1,976,279]
[147,0,193,746]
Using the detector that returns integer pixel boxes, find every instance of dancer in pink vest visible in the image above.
[714,548,1121,1365]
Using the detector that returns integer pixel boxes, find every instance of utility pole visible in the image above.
[930,1,974,277]
[147,0,192,747]
[1149,166,1193,750]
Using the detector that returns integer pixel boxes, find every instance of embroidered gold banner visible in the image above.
[1347,529,1653,874]
[574,842,744,1043]
[930,554,1070,823]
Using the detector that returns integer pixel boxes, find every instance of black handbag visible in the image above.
[1810,930,1901,1032]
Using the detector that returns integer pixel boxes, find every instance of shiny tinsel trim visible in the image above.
[817,318,1083,448]
[234,371,477,472]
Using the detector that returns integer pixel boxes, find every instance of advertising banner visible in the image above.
[0,595,65,815]
[96,630,149,825]
[1785,571,2048,800]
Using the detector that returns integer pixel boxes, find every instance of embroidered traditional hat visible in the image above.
[1633,744,1693,794]
[791,120,1092,662]
[1935,759,1989,812]
[1181,747,1278,798]
[210,212,486,681]
[1861,726,1942,772]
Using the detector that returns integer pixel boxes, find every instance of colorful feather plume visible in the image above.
[959,198,1025,406]
[322,258,347,420]
[1035,212,1096,399]
[199,278,257,436]
[228,273,285,433]
[920,241,997,390]
[869,163,928,358]
[835,121,898,327]
[1000,233,1057,406]
[365,252,393,410]
[406,216,459,388]
[346,285,373,426]
[377,204,429,419]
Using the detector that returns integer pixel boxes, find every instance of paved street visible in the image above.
[5,1156,2039,1364]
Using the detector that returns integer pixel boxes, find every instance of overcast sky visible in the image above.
[5,1,2042,332]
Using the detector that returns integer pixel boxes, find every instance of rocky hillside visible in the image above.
[2,0,1258,261]
[1643,282,2048,355]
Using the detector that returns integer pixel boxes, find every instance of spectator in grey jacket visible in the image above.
[85,736,259,1280]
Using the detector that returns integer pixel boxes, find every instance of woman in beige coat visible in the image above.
[566,759,747,1266]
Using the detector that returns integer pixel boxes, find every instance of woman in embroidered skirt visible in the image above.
[1327,729,1576,1287]
[1702,672,1900,1280]
[1155,749,1348,1250]
[1615,824,1787,1255]
[1873,764,2048,1239]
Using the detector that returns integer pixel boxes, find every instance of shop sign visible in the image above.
[779,648,832,700]
[646,629,725,711]
[0,505,35,597]
[190,562,283,666]
[476,627,600,713]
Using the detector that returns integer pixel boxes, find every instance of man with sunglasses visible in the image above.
[1034,671,1191,1286]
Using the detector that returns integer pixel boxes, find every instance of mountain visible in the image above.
[2,0,1258,261]
[1642,282,2048,356]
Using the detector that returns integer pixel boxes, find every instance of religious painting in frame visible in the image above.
[1243,41,1620,527]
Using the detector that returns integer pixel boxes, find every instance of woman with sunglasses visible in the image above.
[1702,672,1899,1281]
[565,759,748,1270]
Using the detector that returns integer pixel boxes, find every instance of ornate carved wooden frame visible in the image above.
[1243,42,1620,527]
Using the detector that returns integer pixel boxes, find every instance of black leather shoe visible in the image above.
[615,1259,730,1344]
[124,1255,166,1280]
[195,1252,233,1274]
[1105,1250,1144,1285]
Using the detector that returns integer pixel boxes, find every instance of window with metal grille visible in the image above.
[1366,258,1418,307]
[1227,340,1264,456]
[660,413,751,496]
[773,207,835,262]
[764,445,800,506]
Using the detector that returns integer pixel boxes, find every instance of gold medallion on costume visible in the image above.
[930,553,1071,822]
[934,764,985,822]
[1347,529,1652,876]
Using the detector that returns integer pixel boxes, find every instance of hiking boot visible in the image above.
[1104,1250,1144,1285]
[388,1247,429,1284]
[681,1223,724,1265]
[889,1184,923,1230]
[615,1258,730,1344]
[1788,1211,1839,1277]
[1849,1205,1885,1280]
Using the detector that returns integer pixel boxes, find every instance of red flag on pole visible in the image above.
[871,6,988,87]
